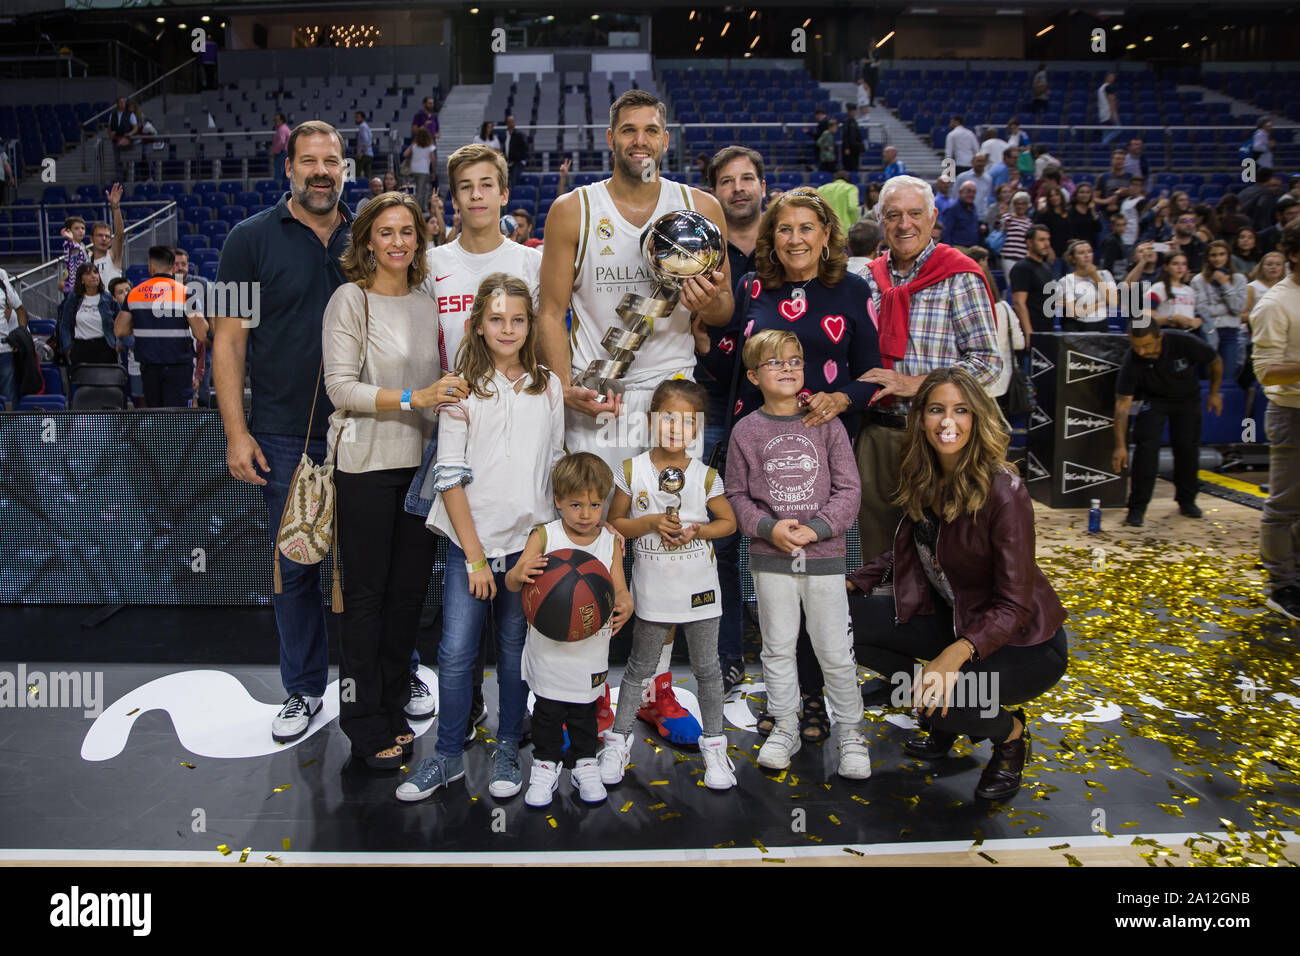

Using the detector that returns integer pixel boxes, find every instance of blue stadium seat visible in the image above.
[200,221,230,241]
[42,366,63,396]
[27,318,56,338]
[179,235,210,254]
[18,395,66,411]
[126,265,149,285]
[218,182,242,196]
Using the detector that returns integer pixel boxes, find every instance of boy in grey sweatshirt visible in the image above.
[725,329,869,780]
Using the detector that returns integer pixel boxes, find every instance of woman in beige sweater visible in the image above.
[323,192,468,769]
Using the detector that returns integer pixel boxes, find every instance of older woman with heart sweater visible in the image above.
[702,187,882,445]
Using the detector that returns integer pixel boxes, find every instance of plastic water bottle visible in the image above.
[1088,498,1102,534]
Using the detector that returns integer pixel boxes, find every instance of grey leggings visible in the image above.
[612,617,724,736]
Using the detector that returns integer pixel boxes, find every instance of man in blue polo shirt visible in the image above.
[213,120,356,743]
[939,180,981,248]
[115,245,207,408]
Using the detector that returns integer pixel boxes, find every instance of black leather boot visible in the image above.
[975,709,1029,800]
[904,728,959,759]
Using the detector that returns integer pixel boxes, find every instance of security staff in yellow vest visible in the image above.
[115,245,208,407]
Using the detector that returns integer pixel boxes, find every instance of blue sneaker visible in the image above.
[395,754,465,802]
[489,740,522,798]
[638,672,702,746]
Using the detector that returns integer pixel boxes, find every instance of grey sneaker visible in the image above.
[489,740,522,798]
[721,659,745,695]
[271,693,321,743]
[404,674,436,720]
[466,698,488,742]
[1266,585,1300,623]
[395,754,465,802]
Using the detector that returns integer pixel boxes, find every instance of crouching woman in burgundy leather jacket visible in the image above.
[847,367,1068,801]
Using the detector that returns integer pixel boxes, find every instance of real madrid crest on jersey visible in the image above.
[635,490,650,512]
[596,216,614,241]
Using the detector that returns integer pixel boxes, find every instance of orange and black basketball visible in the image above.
[521,549,614,643]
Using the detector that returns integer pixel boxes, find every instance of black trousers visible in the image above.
[141,362,193,408]
[531,695,598,765]
[849,592,1068,742]
[336,466,438,754]
[70,337,117,367]
[1129,399,1201,511]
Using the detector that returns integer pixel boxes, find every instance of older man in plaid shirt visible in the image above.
[857,175,1003,560]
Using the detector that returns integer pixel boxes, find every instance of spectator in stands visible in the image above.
[1097,71,1121,146]
[1247,252,1287,317]
[865,55,881,105]
[427,188,450,247]
[1066,182,1102,250]
[1010,225,1055,335]
[955,153,992,210]
[473,121,500,151]
[271,113,290,185]
[107,97,138,181]
[117,246,206,408]
[1030,164,1065,206]
[403,127,436,215]
[1030,63,1050,118]
[1252,118,1276,181]
[1032,144,1060,181]
[979,126,1006,169]
[856,77,871,114]
[174,248,212,406]
[818,170,860,234]
[881,145,906,179]
[808,108,829,165]
[941,181,981,249]
[998,191,1034,276]
[501,114,528,190]
[1003,166,1025,202]
[1007,117,1030,153]
[58,262,121,368]
[1213,193,1250,242]
[1097,150,1130,214]
[412,96,439,144]
[1117,177,1147,247]
[694,152,712,185]
[556,156,572,197]
[985,182,1013,232]
[106,276,142,406]
[60,216,90,295]
[508,208,533,244]
[1113,318,1222,527]
[357,176,384,213]
[354,111,373,181]
[215,120,358,742]
[862,181,883,221]
[1252,220,1300,621]
[967,245,1026,400]
[841,105,864,172]
[382,170,399,193]
[1233,227,1262,275]
[817,119,839,173]
[846,218,881,278]
[1126,240,1162,288]
[1170,190,1193,219]
[1139,196,1173,244]
[1059,239,1118,332]
[1147,253,1199,333]
[1258,196,1300,254]
[1170,211,1207,272]
[1123,138,1149,179]
[88,183,126,285]
[855,175,1001,561]
[138,114,163,153]
[1099,212,1131,279]
[1034,185,1072,274]
[944,115,980,175]
[1191,203,1218,245]
[0,266,29,409]
[989,146,1020,190]
[1193,240,1249,380]
[931,176,955,217]
[1239,177,1285,233]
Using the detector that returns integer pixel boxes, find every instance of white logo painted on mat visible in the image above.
[1065,349,1120,384]
[1063,405,1112,439]
[1061,460,1121,495]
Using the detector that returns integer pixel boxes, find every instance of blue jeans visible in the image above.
[0,352,15,408]
[1100,120,1122,146]
[436,541,526,757]
[704,416,744,664]
[255,431,331,698]
[1217,327,1242,386]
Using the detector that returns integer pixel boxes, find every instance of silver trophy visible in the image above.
[659,467,685,522]
[577,209,724,400]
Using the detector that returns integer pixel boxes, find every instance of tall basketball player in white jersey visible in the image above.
[419,143,541,733]
[421,144,541,372]
[538,89,734,747]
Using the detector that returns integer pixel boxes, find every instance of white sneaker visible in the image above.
[837,732,872,780]
[571,757,608,803]
[698,733,737,790]
[597,729,632,785]
[757,726,801,770]
[271,693,322,743]
[525,759,561,808]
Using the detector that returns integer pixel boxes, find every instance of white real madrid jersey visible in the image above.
[569,179,699,386]
[614,452,722,623]
[419,236,541,374]
[521,519,617,704]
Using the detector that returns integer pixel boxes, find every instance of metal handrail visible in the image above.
[82,61,195,131]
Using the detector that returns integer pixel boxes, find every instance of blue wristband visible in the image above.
[400,389,413,410]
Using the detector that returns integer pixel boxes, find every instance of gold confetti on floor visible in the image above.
[216,844,231,856]
[620,801,633,812]
[271,784,291,794]
[282,838,291,851]
[238,847,251,863]
[126,708,139,716]
[180,761,195,770]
